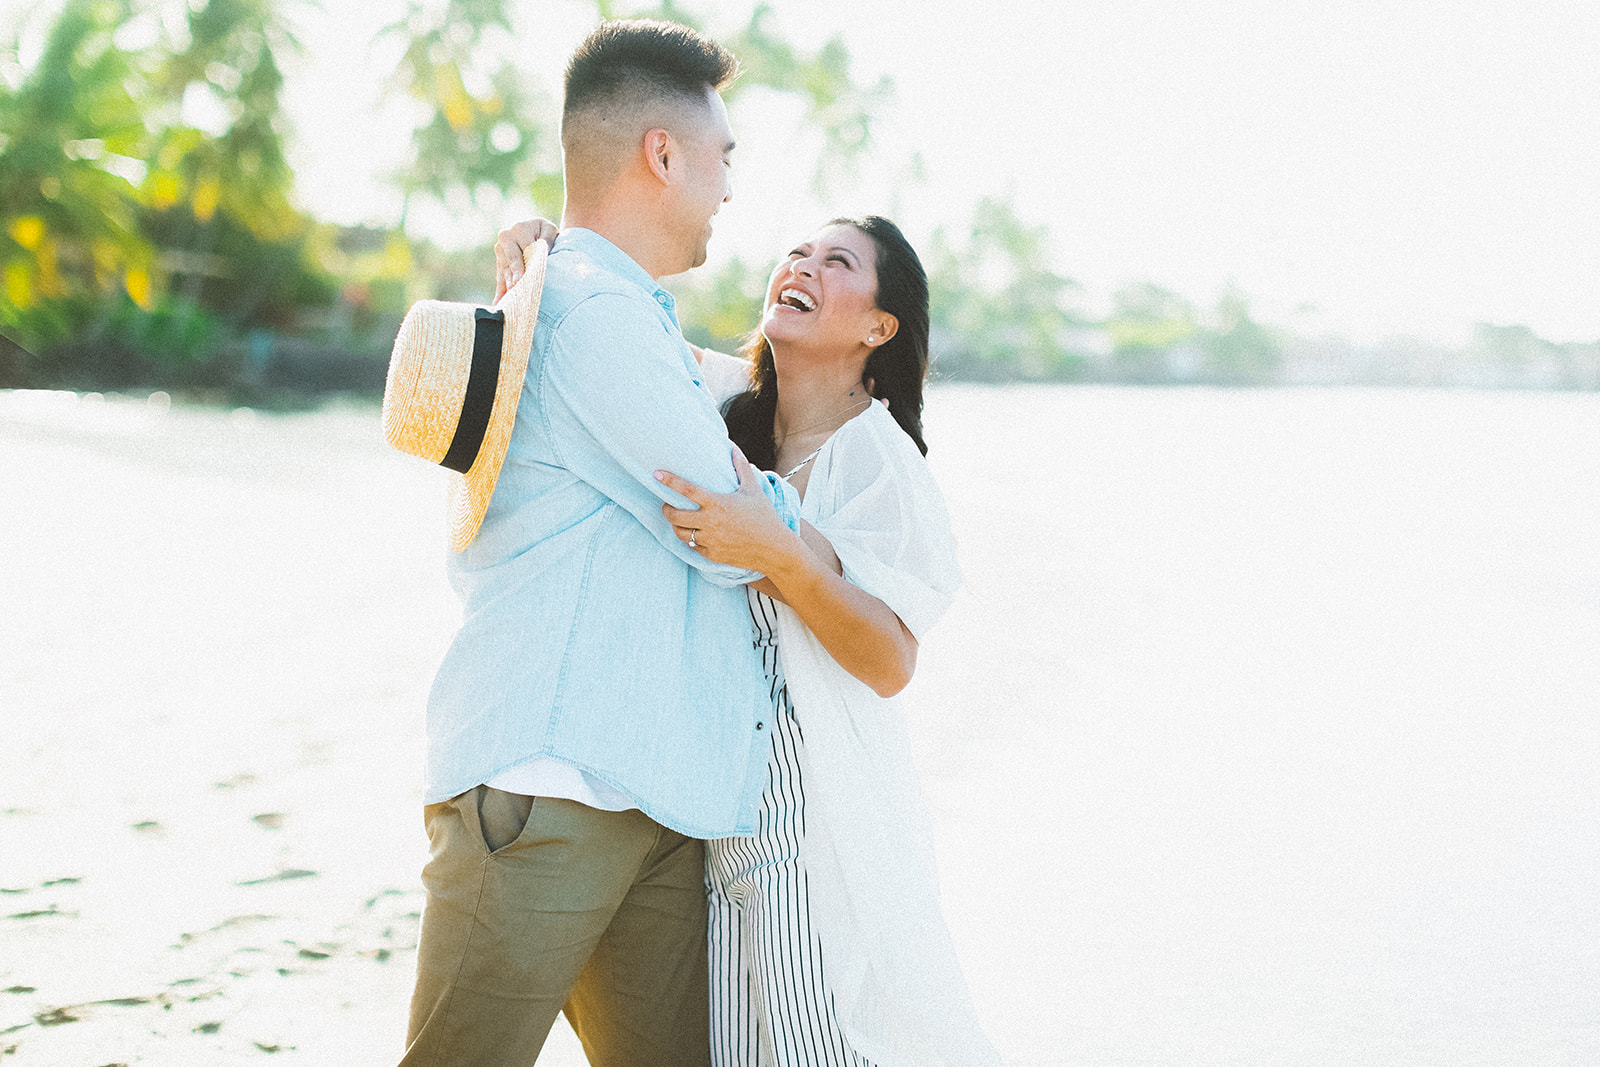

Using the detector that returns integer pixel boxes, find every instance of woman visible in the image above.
[655,217,1001,1067]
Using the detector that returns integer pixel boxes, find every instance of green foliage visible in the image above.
[713,5,889,195]
[666,255,767,352]
[1103,284,1281,384]
[1200,287,1281,384]
[927,196,1088,380]
[1105,282,1198,382]
[381,0,551,225]
[1,0,890,390]
[108,291,223,365]
[1469,322,1559,371]
[383,1,887,227]
[0,0,153,350]
[142,204,335,334]
[614,2,888,195]
[0,0,329,382]
[145,0,305,241]
[7,2,1569,395]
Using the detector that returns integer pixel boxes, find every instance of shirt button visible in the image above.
[756,722,765,731]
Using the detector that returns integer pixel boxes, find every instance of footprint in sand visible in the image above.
[235,869,317,887]
[175,914,278,947]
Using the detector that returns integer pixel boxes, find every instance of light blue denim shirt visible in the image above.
[424,228,799,837]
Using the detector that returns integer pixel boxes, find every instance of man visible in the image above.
[400,21,801,1067]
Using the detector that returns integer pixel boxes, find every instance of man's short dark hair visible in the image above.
[564,19,739,125]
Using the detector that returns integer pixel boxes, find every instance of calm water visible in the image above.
[3,385,1598,1066]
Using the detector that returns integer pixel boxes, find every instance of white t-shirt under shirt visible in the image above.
[483,348,755,810]
[484,755,637,811]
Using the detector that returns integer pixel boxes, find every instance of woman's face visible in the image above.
[760,224,891,356]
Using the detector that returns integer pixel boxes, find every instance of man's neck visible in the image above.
[563,204,678,280]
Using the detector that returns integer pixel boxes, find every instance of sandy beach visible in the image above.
[3,384,1598,1066]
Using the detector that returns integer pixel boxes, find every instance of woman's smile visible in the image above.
[761,223,884,344]
[775,286,817,312]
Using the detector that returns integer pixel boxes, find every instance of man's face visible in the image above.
[669,89,735,272]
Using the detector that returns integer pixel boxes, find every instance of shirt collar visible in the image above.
[554,227,679,322]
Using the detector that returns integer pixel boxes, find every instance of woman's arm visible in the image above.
[493,218,560,301]
[656,450,917,697]
[757,530,919,698]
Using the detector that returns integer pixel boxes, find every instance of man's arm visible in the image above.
[542,293,798,586]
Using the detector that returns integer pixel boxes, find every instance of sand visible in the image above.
[3,384,1598,1065]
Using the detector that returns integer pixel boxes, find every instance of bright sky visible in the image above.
[9,0,1599,343]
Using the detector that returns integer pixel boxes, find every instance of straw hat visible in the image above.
[382,239,548,551]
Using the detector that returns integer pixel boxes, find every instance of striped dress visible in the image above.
[704,588,873,1067]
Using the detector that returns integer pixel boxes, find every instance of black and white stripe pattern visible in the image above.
[705,591,874,1067]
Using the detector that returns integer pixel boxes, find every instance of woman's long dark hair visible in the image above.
[723,216,930,470]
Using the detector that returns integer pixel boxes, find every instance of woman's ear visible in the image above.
[866,312,899,347]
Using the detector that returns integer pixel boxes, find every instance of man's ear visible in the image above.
[643,128,674,186]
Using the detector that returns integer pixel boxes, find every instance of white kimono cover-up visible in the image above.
[768,400,1001,1067]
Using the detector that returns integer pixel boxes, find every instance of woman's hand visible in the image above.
[494,218,560,301]
[657,447,803,574]
[659,447,918,697]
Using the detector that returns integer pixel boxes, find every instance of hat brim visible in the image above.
[445,240,548,551]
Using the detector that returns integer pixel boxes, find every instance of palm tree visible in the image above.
[0,0,152,350]
[381,0,888,232]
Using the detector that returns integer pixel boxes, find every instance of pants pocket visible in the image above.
[477,784,536,854]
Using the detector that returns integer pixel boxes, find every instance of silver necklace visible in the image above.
[776,396,871,478]
[783,445,825,478]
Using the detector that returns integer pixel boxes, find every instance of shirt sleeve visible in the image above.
[540,292,799,586]
[809,415,963,641]
[698,347,754,406]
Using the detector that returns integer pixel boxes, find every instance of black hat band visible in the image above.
[439,307,506,474]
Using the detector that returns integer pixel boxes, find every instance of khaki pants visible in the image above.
[400,786,710,1067]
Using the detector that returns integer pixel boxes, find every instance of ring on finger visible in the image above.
[688,529,697,549]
